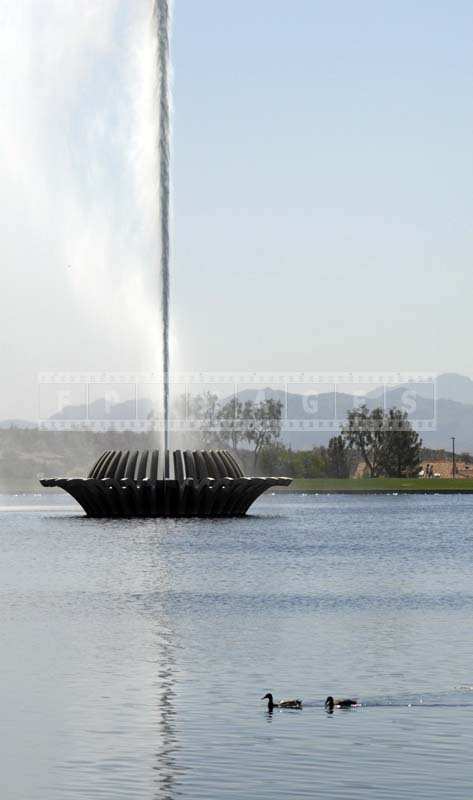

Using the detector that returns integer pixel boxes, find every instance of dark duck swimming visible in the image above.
[325,696,359,712]
[262,693,302,711]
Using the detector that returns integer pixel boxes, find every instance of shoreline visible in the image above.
[277,477,473,495]
[278,488,473,495]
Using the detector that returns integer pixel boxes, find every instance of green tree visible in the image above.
[342,405,386,477]
[216,397,244,451]
[342,405,422,478]
[292,448,327,478]
[188,391,221,448]
[378,408,422,477]
[326,435,351,478]
[259,444,329,478]
[259,443,292,475]
[243,398,283,470]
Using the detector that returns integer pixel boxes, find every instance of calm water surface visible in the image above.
[1,492,473,799]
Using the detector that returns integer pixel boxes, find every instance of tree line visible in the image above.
[0,398,424,486]
[195,395,422,478]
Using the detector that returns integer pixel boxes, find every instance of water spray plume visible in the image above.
[38,0,293,516]
[155,0,171,463]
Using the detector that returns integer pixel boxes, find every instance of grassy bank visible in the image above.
[3,477,473,496]
[283,478,473,494]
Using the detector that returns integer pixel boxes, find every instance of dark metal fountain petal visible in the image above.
[40,450,291,517]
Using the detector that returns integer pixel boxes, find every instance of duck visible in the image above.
[325,695,358,712]
[262,692,302,711]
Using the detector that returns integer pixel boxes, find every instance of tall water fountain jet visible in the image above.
[156,0,171,461]
[40,0,292,516]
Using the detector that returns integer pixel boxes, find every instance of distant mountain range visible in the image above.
[4,372,473,452]
[367,373,473,405]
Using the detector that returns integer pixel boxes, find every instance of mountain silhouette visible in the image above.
[39,373,473,452]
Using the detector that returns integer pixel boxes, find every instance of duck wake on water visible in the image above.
[261,688,473,714]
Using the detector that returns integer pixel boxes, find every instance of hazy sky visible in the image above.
[1,1,473,419]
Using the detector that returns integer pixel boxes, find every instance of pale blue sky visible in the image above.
[172,0,473,373]
[0,1,472,419]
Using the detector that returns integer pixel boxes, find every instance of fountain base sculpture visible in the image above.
[40,449,291,518]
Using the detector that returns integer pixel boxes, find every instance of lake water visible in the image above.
[1,491,473,799]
